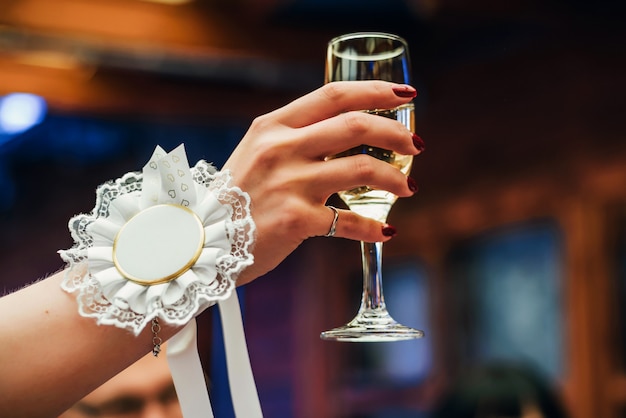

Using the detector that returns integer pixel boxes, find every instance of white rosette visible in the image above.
[59,144,255,334]
[59,144,263,418]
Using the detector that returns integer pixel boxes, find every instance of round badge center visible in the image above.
[113,204,205,285]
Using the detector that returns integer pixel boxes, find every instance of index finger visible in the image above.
[271,80,417,128]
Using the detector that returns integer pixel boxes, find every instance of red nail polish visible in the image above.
[412,133,425,152]
[407,176,419,193]
[392,86,417,98]
[382,224,397,237]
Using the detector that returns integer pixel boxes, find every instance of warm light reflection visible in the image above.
[13,51,84,71]
[137,0,193,5]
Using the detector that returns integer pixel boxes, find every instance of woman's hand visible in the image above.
[223,80,424,285]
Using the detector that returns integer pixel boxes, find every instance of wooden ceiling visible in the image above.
[0,0,334,118]
[1,0,598,119]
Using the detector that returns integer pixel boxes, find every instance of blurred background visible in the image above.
[0,0,624,417]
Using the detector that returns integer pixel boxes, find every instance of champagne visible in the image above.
[335,103,415,222]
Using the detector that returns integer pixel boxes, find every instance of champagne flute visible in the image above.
[320,32,425,342]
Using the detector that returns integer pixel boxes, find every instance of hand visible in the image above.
[223,80,424,285]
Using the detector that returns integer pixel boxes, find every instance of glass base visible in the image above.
[320,308,425,342]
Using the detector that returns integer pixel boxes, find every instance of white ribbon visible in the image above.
[167,292,263,418]
[218,293,263,417]
[167,320,214,418]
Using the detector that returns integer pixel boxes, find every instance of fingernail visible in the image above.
[382,224,397,237]
[412,133,425,152]
[407,176,419,193]
[392,85,417,98]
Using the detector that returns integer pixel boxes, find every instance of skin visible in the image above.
[0,81,422,417]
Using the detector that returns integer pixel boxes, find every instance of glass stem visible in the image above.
[359,241,387,312]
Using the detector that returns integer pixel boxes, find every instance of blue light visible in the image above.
[0,93,47,135]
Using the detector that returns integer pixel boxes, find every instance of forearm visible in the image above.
[0,270,181,418]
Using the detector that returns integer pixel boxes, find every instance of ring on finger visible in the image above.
[325,206,339,237]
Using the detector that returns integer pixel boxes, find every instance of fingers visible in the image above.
[294,110,420,160]
[272,80,417,128]
[222,81,424,280]
[318,207,397,243]
[303,154,417,201]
